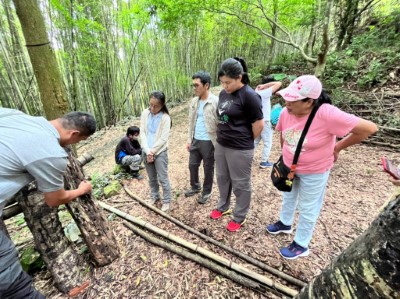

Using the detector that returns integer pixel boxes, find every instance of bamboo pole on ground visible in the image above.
[122,185,306,288]
[123,221,288,298]
[99,201,299,298]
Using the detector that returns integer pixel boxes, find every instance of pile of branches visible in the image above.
[336,89,400,150]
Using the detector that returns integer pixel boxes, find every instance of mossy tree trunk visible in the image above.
[11,0,120,292]
[297,194,400,298]
[17,191,90,294]
[64,150,120,266]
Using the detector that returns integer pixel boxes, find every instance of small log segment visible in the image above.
[100,201,298,297]
[17,190,90,293]
[123,184,305,288]
[64,150,120,266]
[77,153,94,166]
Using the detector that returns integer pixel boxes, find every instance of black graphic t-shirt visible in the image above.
[217,85,263,149]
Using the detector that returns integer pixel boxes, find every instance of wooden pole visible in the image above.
[122,184,306,288]
[99,201,299,297]
[123,221,285,298]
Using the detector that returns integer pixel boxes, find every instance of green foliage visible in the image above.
[325,12,400,90]
[15,214,25,226]
[91,172,111,198]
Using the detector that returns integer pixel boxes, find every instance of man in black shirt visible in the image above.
[115,126,143,179]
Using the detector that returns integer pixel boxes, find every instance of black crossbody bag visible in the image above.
[271,104,320,192]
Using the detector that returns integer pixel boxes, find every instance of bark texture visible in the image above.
[12,0,69,120]
[64,150,120,266]
[17,191,90,293]
[297,194,400,298]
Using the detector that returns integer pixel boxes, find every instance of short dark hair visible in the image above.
[218,57,250,85]
[60,111,96,136]
[192,71,211,87]
[127,126,140,136]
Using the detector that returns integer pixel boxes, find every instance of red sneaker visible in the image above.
[226,219,246,232]
[210,209,232,220]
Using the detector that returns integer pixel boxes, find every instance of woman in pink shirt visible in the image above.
[263,75,377,259]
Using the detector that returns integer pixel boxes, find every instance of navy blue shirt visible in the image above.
[217,85,263,149]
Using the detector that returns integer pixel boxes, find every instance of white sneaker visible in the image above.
[149,198,159,205]
[161,203,170,212]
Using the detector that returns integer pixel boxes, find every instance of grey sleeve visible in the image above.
[25,157,67,193]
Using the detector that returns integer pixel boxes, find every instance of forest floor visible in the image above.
[8,88,400,298]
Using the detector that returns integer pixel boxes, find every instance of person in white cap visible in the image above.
[266,75,378,259]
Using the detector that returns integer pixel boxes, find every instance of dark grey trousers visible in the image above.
[214,143,254,223]
[145,150,172,203]
[188,139,215,195]
[0,230,45,298]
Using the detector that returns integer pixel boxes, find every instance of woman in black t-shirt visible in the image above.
[210,57,264,232]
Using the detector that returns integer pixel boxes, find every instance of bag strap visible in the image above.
[288,103,320,179]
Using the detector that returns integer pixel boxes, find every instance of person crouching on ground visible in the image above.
[115,126,143,180]
[140,91,172,212]
[185,71,219,204]
[266,75,377,260]
[210,57,264,232]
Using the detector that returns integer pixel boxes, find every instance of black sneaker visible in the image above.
[131,171,144,180]
[184,187,201,197]
[197,193,211,204]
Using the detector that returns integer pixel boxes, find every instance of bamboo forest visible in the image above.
[0,0,400,298]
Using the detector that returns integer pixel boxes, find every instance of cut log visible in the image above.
[296,194,400,298]
[3,204,22,220]
[64,151,120,266]
[17,191,90,293]
[77,153,94,166]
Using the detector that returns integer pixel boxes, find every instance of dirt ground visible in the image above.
[10,92,399,298]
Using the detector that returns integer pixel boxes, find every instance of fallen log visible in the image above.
[123,221,286,298]
[3,204,23,220]
[100,201,298,297]
[77,153,94,166]
[122,185,306,288]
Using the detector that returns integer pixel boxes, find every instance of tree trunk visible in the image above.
[305,0,320,56]
[314,0,333,77]
[64,149,120,266]
[297,194,400,298]
[12,0,69,120]
[17,191,90,294]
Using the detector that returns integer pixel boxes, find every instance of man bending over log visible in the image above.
[0,107,96,298]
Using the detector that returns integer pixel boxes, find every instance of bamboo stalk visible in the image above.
[121,185,306,288]
[122,221,287,298]
[99,201,299,297]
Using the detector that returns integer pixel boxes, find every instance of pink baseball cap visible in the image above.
[277,75,322,101]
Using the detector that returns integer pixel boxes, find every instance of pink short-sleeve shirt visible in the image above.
[276,104,360,174]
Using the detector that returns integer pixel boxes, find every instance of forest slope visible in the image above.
[32,88,398,298]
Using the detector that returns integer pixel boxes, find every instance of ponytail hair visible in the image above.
[218,57,250,85]
[317,90,332,105]
[302,89,332,107]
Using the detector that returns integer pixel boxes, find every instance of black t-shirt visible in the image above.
[217,85,263,149]
[115,136,142,163]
